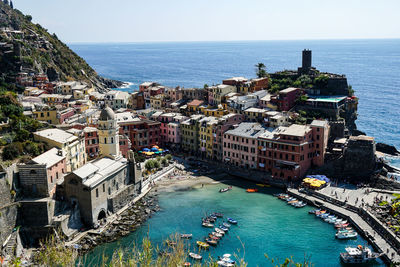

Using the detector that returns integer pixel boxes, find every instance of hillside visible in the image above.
[0,1,122,91]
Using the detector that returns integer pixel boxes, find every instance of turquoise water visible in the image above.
[83,181,385,266]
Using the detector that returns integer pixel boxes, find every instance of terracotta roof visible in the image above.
[187,99,204,106]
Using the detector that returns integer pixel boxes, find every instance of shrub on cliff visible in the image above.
[2,142,22,160]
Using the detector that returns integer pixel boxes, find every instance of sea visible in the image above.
[70,40,399,265]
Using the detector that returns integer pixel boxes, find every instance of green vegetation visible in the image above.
[0,88,45,161]
[145,157,170,172]
[134,152,146,163]
[255,63,268,78]
[19,234,313,267]
[165,154,172,161]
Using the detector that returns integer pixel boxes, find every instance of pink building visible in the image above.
[158,113,188,147]
[58,108,75,124]
[223,122,267,169]
[167,87,183,102]
[119,134,131,158]
[83,127,99,159]
[213,114,245,161]
[257,120,329,181]
[18,148,66,198]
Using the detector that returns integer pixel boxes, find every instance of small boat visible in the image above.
[189,252,203,260]
[340,245,382,264]
[309,209,320,214]
[217,254,236,267]
[335,223,350,228]
[219,186,232,193]
[166,240,177,246]
[215,228,225,235]
[246,188,258,193]
[287,199,298,204]
[180,234,193,239]
[223,222,231,228]
[219,225,229,232]
[285,197,295,202]
[337,229,354,234]
[206,238,218,246]
[227,218,237,224]
[212,231,223,238]
[208,234,220,240]
[336,232,358,239]
[214,213,224,218]
[196,241,210,249]
[202,222,214,228]
[294,203,306,208]
[256,183,271,187]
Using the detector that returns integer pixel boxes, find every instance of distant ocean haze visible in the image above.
[70,39,400,157]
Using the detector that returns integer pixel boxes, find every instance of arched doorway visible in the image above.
[97,210,106,221]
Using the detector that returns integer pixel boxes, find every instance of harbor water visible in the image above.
[82,180,385,266]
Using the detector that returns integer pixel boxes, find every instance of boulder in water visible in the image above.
[376,143,400,156]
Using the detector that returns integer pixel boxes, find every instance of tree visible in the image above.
[255,63,267,78]
[2,143,22,160]
[153,160,160,169]
[165,154,172,161]
[9,0,13,8]
[161,157,167,166]
[3,0,9,5]
[145,160,154,171]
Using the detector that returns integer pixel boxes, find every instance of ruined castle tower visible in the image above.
[298,49,312,75]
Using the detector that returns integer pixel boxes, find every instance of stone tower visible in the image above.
[98,106,121,159]
[302,49,312,70]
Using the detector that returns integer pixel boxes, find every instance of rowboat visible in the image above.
[180,234,193,239]
[335,223,350,228]
[214,213,224,218]
[219,225,229,232]
[212,232,223,238]
[215,228,225,235]
[219,186,232,193]
[294,202,306,208]
[223,222,231,228]
[287,199,298,204]
[227,218,237,224]
[202,222,214,228]
[336,231,358,239]
[206,239,218,246]
[197,241,210,249]
[189,252,203,260]
[208,234,220,240]
[246,188,258,193]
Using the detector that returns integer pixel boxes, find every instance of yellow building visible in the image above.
[198,116,218,159]
[201,107,228,118]
[33,108,58,124]
[209,84,236,105]
[150,94,164,110]
[34,128,86,172]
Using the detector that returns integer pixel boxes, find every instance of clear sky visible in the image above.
[13,0,400,43]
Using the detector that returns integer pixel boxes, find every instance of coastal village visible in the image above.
[1,1,400,265]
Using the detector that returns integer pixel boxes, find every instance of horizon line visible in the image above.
[67,37,400,45]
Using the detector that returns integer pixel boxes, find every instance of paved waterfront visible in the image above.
[288,188,400,264]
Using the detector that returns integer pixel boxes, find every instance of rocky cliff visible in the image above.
[0,2,122,90]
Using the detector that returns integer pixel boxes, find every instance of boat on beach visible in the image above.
[246,188,258,193]
[219,186,232,193]
[189,252,202,260]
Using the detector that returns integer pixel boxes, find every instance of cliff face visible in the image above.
[0,2,122,90]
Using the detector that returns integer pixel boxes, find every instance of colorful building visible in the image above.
[34,128,86,172]
[223,122,267,169]
[257,120,329,181]
[181,115,204,153]
[198,116,218,158]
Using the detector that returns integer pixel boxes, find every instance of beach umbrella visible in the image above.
[152,145,159,149]
[143,148,150,152]
[138,151,143,153]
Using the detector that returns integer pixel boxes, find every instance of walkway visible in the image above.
[288,188,400,264]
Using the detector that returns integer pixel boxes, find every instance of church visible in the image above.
[64,106,142,226]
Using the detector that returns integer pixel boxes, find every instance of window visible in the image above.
[30,170,37,174]
[111,137,114,143]
[103,184,105,192]
[104,138,107,144]
[96,188,99,197]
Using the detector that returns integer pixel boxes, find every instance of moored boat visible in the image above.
[335,223,350,228]
[215,228,225,235]
[202,222,214,228]
[219,225,229,232]
[219,186,232,193]
[223,222,231,228]
[246,188,258,193]
[196,241,210,249]
[212,231,223,238]
[180,234,193,239]
[208,234,220,240]
[189,252,202,260]
[214,213,224,218]
[336,231,358,239]
[206,238,218,246]
[227,218,237,224]
[340,245,381,264]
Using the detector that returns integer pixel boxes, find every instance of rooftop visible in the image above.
[310,119,329,128]
[187,99,204,106]
[280,87,300,94]
[31,147,65,168]
[115,112,141,123]
[225,122,267,139]
[34,128,78,144]
[72,157,127,188]
[245,107,266,113]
